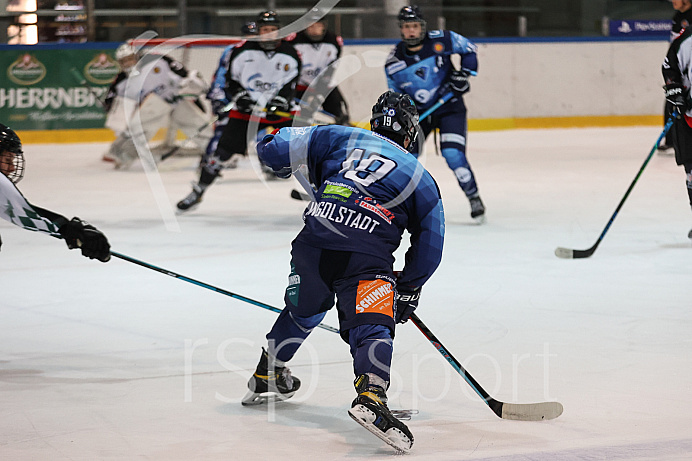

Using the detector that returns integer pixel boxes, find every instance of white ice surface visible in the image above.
[1,127,691,460]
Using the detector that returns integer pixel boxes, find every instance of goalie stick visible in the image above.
[555,116,675,259]
[70,67,107,109]
[110,251,339,333]
[411,313,563,421]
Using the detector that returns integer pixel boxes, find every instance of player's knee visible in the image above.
[441,147,469,169]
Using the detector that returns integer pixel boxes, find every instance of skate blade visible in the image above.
[241,389,296,406]
[472,214,487,225]
[391,409,419,421]
[348,405,412,454]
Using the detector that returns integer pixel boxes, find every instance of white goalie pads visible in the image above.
[169,99,213,150]
[105,93,172,140]
[177,70,208,97]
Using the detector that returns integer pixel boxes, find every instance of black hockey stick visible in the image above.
[290,189,311,201]
[110,251,339,333]
[411,313,563,421]
[555,116,675,259]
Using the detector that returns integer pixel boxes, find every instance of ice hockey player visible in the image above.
[176,10,301,211]
[660,0,692,154]
[203,21,259,169]
[244,91,445,453]
[662,25,692,240]
[289,8,350,125]
[103,41,210,169]
[0,124,111,262]
[385,5,485,223]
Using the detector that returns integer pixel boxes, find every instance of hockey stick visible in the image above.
[410,313,563,421]
[294,97,355,127]
[555,116,675,259]
[419,92,454,121]
[70,67,107,109]
[110,251,339,334]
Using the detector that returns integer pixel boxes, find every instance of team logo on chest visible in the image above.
[414,67,428,81]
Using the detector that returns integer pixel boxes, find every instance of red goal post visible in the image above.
[130,38,243,85]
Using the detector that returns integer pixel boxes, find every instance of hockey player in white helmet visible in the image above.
[0,123,111,262]
[103,40,211,169]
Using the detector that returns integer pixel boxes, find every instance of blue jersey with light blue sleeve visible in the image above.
[385,30,478,111]
[206,44,235,105]
[257,125,445,288]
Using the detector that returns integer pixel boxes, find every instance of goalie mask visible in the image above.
[370,91,419,153]
[115,42,139,75]
[398,5,426,47]
[0,123,25,184]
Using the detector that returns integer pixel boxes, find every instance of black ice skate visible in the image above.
[176,184,204,211]
[348,374,413,453]
[241,348,301,406]
[469,194,486,224]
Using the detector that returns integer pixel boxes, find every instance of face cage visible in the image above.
[2,151,25,184]
[400,20,426,46]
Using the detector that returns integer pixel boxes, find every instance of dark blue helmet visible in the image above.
[370,91,419,152]
[257,10,281,28]
[0,123,25,183]
[398,5,426,46]
[241,21,258,36]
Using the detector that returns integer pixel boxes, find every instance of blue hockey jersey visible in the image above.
[385,30,478,111]
[257,125,445,288]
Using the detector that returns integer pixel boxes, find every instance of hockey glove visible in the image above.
[211,99,231,116]
[265,96,290,122]
[664,83,688,118]
[232,90,255,114]
[449,69,471,96]
[59,217,111,263]
[395,286,421,324]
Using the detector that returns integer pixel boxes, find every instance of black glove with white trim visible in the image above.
[664,83,688,118]
[449,69,471,96]
[59,217,111,262]
[232,90,255,114]
[265,96,290,122]
[395,285,421,324]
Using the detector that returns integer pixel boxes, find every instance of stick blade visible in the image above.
[555,246,595,259]
[554,247,574,259]
[501,401,564,421]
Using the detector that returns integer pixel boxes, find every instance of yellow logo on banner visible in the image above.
[7,54,47,85]
[84,53,120,85]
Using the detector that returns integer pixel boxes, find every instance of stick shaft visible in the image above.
[110,251,339,333]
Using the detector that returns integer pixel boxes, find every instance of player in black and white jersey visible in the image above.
[0,124,110,262]
[662,25,692,240]
[176,10,301,211]
[289,9,350,125]
[104,42,210,169]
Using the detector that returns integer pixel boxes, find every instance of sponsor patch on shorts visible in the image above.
[355,279,393,317]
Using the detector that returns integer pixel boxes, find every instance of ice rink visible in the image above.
[1,126,691,460]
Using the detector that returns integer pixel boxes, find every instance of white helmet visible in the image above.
[115,42,139,73]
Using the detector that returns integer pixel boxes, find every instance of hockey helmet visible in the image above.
[398,5,426,47]
[370,91,419,153]
[0,123,25,184]
[305,8,327,41]
[115,42,139,74]
[256,11,281,50]
[241,21,258,36]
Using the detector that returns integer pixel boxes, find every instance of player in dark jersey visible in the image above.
[242,92,445,453]
[176,11,301,211]
[0,124,110,261]
[386,5,485,223]
[662,26,692,240]
[290,8,350,125]
[660,0,692,153]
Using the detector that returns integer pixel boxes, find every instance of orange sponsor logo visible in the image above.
[355,279,393,318]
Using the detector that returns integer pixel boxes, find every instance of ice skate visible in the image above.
[657,144,674,156]
[176,184,204,211]
[469,194,486,224]
[241,348,301,406]
[348,374,413,453]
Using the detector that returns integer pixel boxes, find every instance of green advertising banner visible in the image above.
[0,46,120,130]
